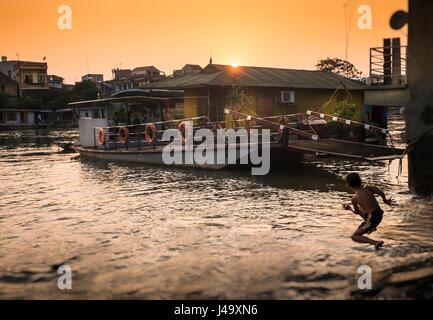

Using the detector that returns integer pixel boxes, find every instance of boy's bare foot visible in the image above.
[375,241,384,251]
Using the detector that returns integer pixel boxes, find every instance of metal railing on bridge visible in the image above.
[369,38,407,86]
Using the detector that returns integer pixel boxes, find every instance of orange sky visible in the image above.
[0,0,407,84]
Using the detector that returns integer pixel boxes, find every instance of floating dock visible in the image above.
[225,109,405,162]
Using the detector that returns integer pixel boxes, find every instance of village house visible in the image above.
[131,66,165,79]
[0,56,49,94]
[48,75,65,89]
[82,74,104,83]
[107,66,166,93]
[173,64,203,77]
[109,68,133,92]
[147,63,366,123]
[0,73,47,126]
[0,108,51,126]
[131,66,166,87]
[0,72,20,99]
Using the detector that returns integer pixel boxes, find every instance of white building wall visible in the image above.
[79,118,108,147]
[27,112,35,124]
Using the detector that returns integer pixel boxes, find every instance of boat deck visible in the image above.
[73,138,405,162]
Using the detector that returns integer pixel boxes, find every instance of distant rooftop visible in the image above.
[183,64,202,70]
[132,66,162,73]
[0,72,19,85]
[0,59,47,66]
[48,75,64,81]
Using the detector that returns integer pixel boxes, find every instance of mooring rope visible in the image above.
[313,85,343,113]
[396,157,403,183]
[312,81,353,113]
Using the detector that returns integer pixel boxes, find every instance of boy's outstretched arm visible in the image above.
[342,199,360,215]
[342,201,369,220]
[367,186,394,206]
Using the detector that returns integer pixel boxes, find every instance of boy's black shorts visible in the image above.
[359,207,383,234]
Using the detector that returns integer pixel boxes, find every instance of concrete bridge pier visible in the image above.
[406,0,433,196]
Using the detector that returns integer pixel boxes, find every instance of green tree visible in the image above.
[327,100,358,137]
[47,89,72,110]
[0,91,9,107]
[16,95,40,109]
[112,107,126,125]
[333,100,357,119]
[71,80,100,101]
[316,57,362,78]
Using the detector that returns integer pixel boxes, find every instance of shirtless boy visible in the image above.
[342,173,394,250]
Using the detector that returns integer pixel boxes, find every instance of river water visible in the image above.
[0,116,432,299]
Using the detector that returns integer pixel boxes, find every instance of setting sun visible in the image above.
[231,63,239,68]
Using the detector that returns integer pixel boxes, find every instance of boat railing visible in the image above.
[217,112,317,137]
[223,109,405,161]
[306,110,395,147]
[92,112,308,150]
[93,116,212,150]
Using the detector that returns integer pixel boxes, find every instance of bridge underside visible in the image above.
[364,86,410,107]
[287,138,405,161]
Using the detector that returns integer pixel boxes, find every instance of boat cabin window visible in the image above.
[93,108,105,119]
[79,108,106,119]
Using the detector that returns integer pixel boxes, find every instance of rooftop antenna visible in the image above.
[209,50,213,64]
[343,0,354,62]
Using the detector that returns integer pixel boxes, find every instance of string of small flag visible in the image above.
[306,110,388,134]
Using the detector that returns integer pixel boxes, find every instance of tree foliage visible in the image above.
[332,100,357,119]
[112,107,126,125]
[316,57,362,78]
[2,80,102,111]
[16,95,37,108]
[70,80,100,101]
[47,89,72,110]
[327,100,358,137]
[0,91,10,107]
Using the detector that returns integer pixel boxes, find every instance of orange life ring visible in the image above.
[211,122,223,137]
[278,117,289,134]
[97,128,106,146]
[178,121,192,144]
[118,126,129,145]
[145,123,157,144]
